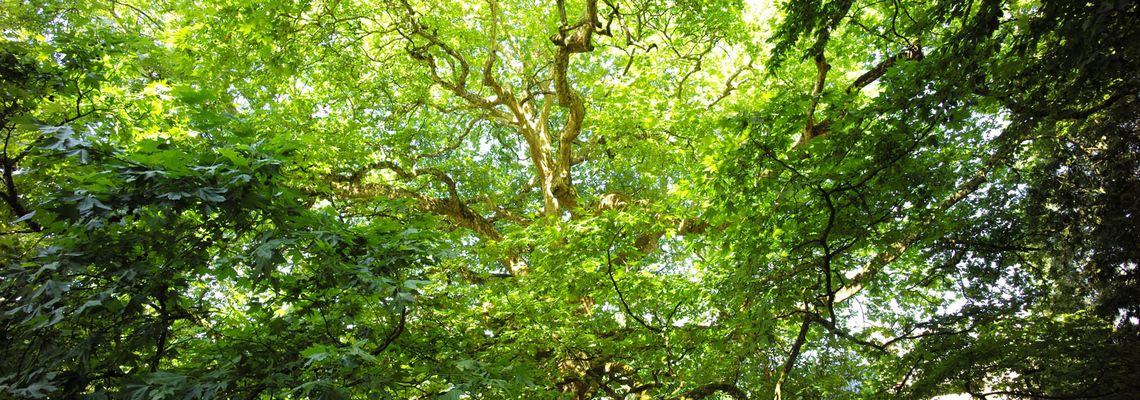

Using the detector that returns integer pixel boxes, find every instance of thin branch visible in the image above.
[775,314,812,400]
[835,130,1020,303]
[672,383,749,400]
[606,234,662,334]
[413,118,479,160]
[108,0,164,29]
[371,304,408,355]
[972,389,1120,400]
[817,186,838,324]
[707,58,754,109]
[674,43,715,99]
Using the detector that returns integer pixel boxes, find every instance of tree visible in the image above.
[1,0,1137,399]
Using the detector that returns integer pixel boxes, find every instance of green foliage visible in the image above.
[1,0,1137,398]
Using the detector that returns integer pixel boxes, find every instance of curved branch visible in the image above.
[396,0,511,122]
[606,234,662,333]
[371,305,407,355]
[1,127,42,232]
[708,58,754,109]
[799,51,831,147]
[547,0,599,214]
[674,383,749,400]
[336,161,525,270]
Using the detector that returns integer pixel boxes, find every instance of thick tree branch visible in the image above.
[546,0,599,216]
[337,161,525,274]
[1,126,42,232]
[846,42,923,94]
[798,43,923,148]
[484,1,562,218]
[482,0,540,133]
[798,52,831,148]
[399,0,587,218]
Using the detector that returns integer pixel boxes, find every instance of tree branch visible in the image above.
[336,161,526,273]
[1,127,42,232]
[775,314,812,400]
[606,234,663,333]
[707,58,754,109]
[546,0,599,215]
[674,383,749,400]
[371,304,407,355]
[798,52,831,148]
[846,42,923,95]
[834,131,1019,303]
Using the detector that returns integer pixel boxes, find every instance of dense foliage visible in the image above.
[2,0,1137,398]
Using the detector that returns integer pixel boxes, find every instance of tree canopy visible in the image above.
[2,0,1138,399]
